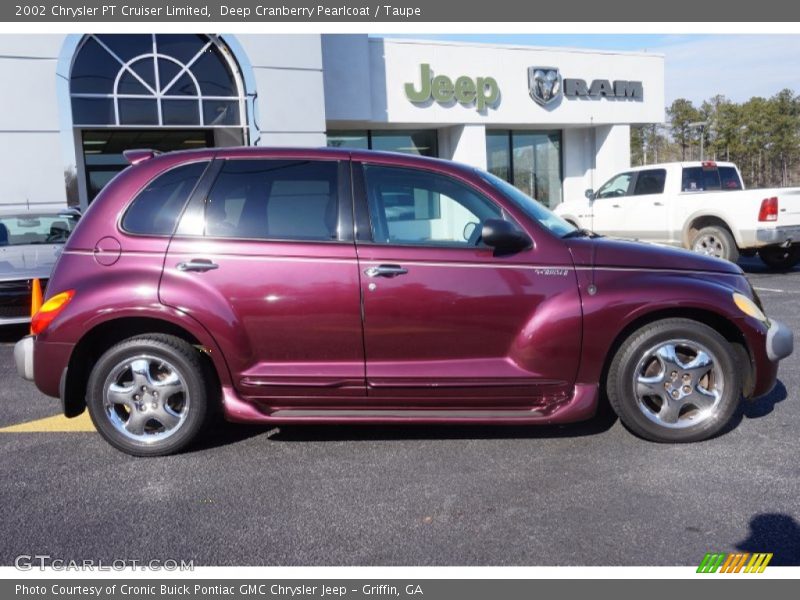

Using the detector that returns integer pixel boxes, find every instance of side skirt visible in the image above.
[221,383,599,425]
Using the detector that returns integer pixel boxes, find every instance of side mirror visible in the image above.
[481,219,532,253]
[584,188,595,200]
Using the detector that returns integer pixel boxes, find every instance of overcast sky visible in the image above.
[378,34,800,106]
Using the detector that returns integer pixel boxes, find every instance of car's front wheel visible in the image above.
[86,334,209,456]
[607,319,741,442]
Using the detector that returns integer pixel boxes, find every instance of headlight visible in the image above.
[733,292,768,322]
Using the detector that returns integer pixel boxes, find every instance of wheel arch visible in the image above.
[598,307,755,403]
[682,212,742,249]
[62,316,227,418]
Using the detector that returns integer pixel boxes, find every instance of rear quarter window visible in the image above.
[122,161,209,235]
[719,166,743,190]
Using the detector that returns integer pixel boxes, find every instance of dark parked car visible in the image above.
[0,209,80,326]
[14,148,793,456]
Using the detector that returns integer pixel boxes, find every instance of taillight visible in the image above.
[30,290,75,336]
[758,197,779,222]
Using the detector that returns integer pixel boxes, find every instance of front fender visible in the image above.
[575,268,750,384]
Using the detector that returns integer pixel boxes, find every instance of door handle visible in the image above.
[177,259,219,272]
[364,264,408,278]
[653,201,664,206]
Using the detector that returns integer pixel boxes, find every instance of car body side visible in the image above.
[30,148,780,424]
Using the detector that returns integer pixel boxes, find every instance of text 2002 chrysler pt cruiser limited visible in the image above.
[14,147,794,456]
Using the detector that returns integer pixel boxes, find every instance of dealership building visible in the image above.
[0,34,664,211]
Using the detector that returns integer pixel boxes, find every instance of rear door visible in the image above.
[353,160,582,408]
[159,156,366,403]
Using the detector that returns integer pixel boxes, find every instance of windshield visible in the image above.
[479,171,576,237]
[0,213,79,246]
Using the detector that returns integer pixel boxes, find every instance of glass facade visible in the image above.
[327,129,438,157]
[486,130,563,208]
[70,34,246,129]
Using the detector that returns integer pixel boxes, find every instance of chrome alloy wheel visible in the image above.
[692,234,724,257]
[102,355,190,443]
[632,339,724,429]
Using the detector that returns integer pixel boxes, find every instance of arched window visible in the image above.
[70,34,246,128]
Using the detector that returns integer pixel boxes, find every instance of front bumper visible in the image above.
[766,319,793,362]
[756,225,800,246]
[14,334,34,381]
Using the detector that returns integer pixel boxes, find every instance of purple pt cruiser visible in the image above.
[14,147,793,455]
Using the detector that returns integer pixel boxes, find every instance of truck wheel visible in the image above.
[607,318,741,443]
[690,226,739,262]
[758,245,800,271]
[86,334,209,457]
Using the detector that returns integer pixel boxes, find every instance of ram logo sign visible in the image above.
[563,77,644,100]
[526,66,644,106]
[527,67,562,107]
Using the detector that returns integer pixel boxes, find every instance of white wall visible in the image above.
[0,35,67,208]
[324,36,665,126]
[236,34,327,147]
[562,125,632,204]
[438,124,487,170]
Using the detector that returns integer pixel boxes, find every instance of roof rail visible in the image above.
[123,149,162,165]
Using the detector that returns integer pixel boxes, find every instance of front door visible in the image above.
[354,161,582,408]
[590,171,635,235]
[160,157,365,403]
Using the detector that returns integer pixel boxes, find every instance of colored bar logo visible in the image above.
[697,552,773,573]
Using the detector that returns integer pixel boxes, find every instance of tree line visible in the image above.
[631,89,800,188]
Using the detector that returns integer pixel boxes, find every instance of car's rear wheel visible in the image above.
[758,245,800,271]
[607,319,741,442]
[690,226,739,263]
[86,334,209,456]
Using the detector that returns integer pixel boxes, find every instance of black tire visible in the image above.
[86,334,209,456]
[758,245,800,271]
[690,226,739,263]
[606,318,741,443]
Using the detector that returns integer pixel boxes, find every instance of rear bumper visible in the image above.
[756,225,800,246]
[13,334,73,400]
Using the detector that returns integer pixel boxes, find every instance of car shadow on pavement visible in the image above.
[741,380,788,419]
[263,402,619,443]
[738,256,799,275]
[713,379,788,439]
[736,513,800,566]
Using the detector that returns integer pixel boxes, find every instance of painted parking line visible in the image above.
[0,411,95,433]
[753,287,787,293]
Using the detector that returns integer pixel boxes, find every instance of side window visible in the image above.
[632,169,666,196]
[205,160,339,241]
[719,166,743,190]
[595,173,633,199]
[122,161,208,235]
[363,165,503,247]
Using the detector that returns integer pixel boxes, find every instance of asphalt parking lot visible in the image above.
[0,257,798,567]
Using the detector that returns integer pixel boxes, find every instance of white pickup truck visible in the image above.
[555,161,800,269]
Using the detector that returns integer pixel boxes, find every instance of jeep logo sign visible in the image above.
[563,78,643,100]
[405,64,500,112]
